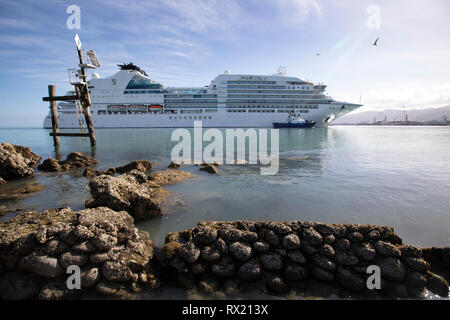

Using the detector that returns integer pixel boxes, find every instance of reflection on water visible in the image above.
[0,126,449,249]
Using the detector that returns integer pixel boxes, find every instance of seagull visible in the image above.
[373,37,380,46]
[316,53,321,56]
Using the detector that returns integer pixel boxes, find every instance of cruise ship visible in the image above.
[43,64,362,128]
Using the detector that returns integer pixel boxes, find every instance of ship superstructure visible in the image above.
[44,64,362,128]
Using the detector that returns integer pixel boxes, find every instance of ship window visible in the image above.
[126,74,164,90]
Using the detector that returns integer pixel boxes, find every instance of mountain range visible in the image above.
[333,105,450,124]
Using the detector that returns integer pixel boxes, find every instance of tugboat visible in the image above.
[273,113,316,128]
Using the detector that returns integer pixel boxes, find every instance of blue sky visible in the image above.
[1,0,449,126]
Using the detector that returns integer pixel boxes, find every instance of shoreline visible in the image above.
[0,207,448,300]
[0,143,449,300]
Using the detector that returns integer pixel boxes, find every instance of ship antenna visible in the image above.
[274,66,287,76]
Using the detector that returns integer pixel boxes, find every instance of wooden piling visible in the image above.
[75,45,97,147]
[74,84,96,146]
[42,34,97,147]
[48,85,60,146]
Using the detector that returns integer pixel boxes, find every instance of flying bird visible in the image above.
[316,53,321,56]
[373,37,380,46]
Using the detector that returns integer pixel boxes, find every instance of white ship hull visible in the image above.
[43,103,354,129]
[43,67,362,129]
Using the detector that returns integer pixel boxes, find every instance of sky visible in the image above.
[0,0,449,126]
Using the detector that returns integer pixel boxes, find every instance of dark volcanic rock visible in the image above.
[403,257,430,272]
[211,258,236,277]
[266,275,287,293]
[264,230,280,247]
[199,163,219,174]
[221,228,242,242]
[201,246,221,262]
[422,247,450,283]
[324,235,335,244]
[102,261,132,282]
[376,256,406,282]
[405,271,426,287]
[313,255,336,272]
[284,263,308,281]
[352,243,376,261]
[319,244,335,258]
[156,220,450,299]
[261,253,283,271]
[303,227,323,246]
[253,240,271,254]
[115,160,152,174]
[314,223,335,236]
[59,251,88,269]
[83,167,96,178]
[374,241,401,257]
[335,238,351,251]
[150,169,193,185]
[178,242,201,264]
[336,267,365,291]
[19,252,63,278]
[229,242,252,261]
[311,266,334,282]
[347,232,364,243]
[336,252,359,266]
[0,142,41,180]
[288,250,306,264]
[400,245,422,258]
[194,227,218,245]
[37,158,61,172]
[168,161,181,169]
[425,271,449,297]
[241,231,258,242]
[0,271,44,299]
[282,234,301,250]
[61,152,97,170]
[0,207,155,300]
[238,262,262,281]
[86,170,170,219]
[38,152,97,172]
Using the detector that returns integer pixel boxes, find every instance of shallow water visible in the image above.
[0,126,449,249]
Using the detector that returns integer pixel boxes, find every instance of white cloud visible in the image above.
[362,83,450,110]
[159,0,242,32]
[274,0,322,23]
[0,18,34,30]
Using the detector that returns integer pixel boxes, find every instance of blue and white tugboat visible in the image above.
[273,113,316,128]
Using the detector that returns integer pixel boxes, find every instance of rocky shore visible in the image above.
[0,212,448,300]
[0,142,448,300]
[0,142,41,181]
[0,207,157,300]
[158,221,449,299]
[85,166,193,220]
[86,170,171,219]
[38,152,97,172]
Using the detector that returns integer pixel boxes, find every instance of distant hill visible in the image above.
[333,105,450,124]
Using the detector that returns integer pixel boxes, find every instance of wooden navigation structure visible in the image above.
[42,34,98,146]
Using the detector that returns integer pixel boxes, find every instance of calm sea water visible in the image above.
[0,126,449,249]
